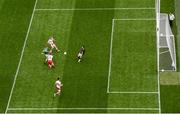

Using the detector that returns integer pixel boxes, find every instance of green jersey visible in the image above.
[42,47,49,55]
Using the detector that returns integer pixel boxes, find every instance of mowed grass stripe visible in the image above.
[6,1,38,113]
[53,0,115,113]
[0,0,35,113]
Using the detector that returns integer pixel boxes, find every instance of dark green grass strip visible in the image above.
[160,85,180,113]
[160,0,180,113]
[161,0,175,13]
[175,0,180,71]
[0,0,35,112]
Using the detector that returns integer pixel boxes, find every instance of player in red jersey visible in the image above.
[45,51,54,68]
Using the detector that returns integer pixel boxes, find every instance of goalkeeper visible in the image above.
[42,47,49,56]
[77,45,85,62]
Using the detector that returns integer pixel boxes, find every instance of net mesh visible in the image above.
[159,13,177,71]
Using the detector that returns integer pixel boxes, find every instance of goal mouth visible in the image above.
[158,13,177,71]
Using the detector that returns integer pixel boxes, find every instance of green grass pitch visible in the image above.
[1,0,161,113]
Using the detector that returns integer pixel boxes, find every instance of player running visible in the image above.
[45,51,55,68]
[54,77,63,96]
[77,45,85,62]
[47,36,60,52]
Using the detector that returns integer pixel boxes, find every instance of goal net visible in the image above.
[159,13,177,71]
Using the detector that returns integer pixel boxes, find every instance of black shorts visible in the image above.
[78,56,82,59]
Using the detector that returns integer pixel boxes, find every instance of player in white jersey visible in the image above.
[54,77,63,96]
[47,36,60,52]
[45,51,54,68]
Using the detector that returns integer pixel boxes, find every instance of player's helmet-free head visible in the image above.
[57,77,60,80]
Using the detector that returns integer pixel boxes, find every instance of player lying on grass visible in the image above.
[45,51,55,68]
[47,36,60,52]
[77,45,85,62]
[54,77,63,96]
[42,47,49,56]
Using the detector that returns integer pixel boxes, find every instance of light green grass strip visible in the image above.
[160,72,180,85]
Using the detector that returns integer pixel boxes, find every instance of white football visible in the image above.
[64,52,67,55]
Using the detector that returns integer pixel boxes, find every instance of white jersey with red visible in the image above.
[55,80,62,91]
[46,54,53,65]
[48,38,54,45]
[48,38,56,48]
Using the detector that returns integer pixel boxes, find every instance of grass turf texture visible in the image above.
[110,20,157,92]
[3,0,159,113]
[0,0,35,112]
[159,0,180,113]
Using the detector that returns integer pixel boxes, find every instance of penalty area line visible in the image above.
[107,19,115,93]
[8,107,159,111]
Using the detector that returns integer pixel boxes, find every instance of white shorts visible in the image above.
[78,53,83,58]
[50,43,56,48]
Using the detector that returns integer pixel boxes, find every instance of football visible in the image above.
[64,52,67,55]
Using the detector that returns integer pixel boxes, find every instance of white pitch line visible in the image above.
[114,18,156,20]
[107,19,115,93]
[159,35,174,37]
[8,107,159,111]
[5,0,38,114]
[35,7,155,11]
[108,91,158,94]
[155,0,161,113]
